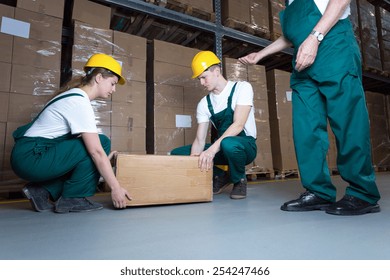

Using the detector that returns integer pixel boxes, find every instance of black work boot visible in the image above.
[22,183,54,212]
[230,178,247,199]
[213,172,231,194]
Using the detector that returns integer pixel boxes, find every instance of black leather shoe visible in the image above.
[281,191,332,211]
[326,195,380,216]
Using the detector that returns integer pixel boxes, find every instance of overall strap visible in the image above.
[206,82,238,116]
[206,94,215,116]
[227,82,238,107]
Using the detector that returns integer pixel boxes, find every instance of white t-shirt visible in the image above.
[288,0,350,19]
[24,88,98,139]
[197,81,257,138]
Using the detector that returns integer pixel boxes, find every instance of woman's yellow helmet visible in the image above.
[84,53,126,85]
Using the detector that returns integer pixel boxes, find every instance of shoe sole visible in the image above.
[325,205,381,216]
[280,204,331,212]
[213,183,231,195]
[230,194,246,199]
[54,206,104,214]
[22,187,53,213]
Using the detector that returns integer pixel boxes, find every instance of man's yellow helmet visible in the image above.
[191,51,221,79]
[84,53,126,85]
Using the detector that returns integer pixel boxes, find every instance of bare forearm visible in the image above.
[313,0,350,35]
[239,36,292,65]
[191,138,206,155]
[262,36,292,58]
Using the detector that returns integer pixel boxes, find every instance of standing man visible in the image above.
[239,0,381,215]
[171,51,257,199]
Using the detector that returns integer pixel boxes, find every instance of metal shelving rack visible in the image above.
[98,0,390,93]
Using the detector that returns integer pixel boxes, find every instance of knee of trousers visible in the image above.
[99,134,111,154]
[220,137,244,156]
[170,145,192,155]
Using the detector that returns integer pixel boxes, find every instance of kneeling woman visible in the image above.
[11,53,131,213]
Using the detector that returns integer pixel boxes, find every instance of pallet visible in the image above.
[0,180,25,200]
[374,166,390,172]
[246,166,275,181]
[274,169,299,179]
[154,0,215,22]
[362,65,388,77]
[223,18,270,39]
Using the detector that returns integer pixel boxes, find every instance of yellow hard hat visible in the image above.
[84,53,126,85]
[191,51,221,79]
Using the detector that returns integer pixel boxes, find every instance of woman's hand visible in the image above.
[111,187,132,209]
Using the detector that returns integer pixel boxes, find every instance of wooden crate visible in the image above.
[116,154,213,206]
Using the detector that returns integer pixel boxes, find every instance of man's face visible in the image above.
[197,68,217,91]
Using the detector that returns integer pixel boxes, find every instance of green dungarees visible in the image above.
[171,83,257,183]
[280,0,380,203]
[11,93,111,201]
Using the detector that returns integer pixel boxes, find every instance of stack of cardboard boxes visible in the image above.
[147,39,204,155]
[266,69,298,174]
[223,58,273,175]
[221,0,270,38]
[1,0,64,186]
[70,0,147,154]
[366,91,390,169]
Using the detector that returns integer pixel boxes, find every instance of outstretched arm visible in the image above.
[238,36,292,65]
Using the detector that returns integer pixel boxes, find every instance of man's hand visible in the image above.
[295,35,319,72]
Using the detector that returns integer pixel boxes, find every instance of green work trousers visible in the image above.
[11,134,111,200]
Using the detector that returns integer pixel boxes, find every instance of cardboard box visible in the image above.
[0,4,14,64]
[0,62,11,92]
[113,81,146,104]
[0,122,5,173]
[116,154,212,206]
[222,0,251,24]
[7,93,47,123]
[113,31,147,59]
[111,126,146,153]
[10,64,60,95]
[153,40,199,67]
[72,0,111,29]
[267,69,297,171]
[111,102,146,128]
[72,21,113,61]
[14,8,63,42]
[91,99,111,126]
[12,37,61,69]
[269,0,284,40]
[151,127,185,155]
[17,0,65,19]
[223,57,248,81]
[0,92,9,123]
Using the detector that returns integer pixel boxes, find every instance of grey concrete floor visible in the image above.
[0,173,389,260]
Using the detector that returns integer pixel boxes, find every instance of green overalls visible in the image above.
[10,93,111,201]
[171,83,257,183]
[280,0,380,203]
